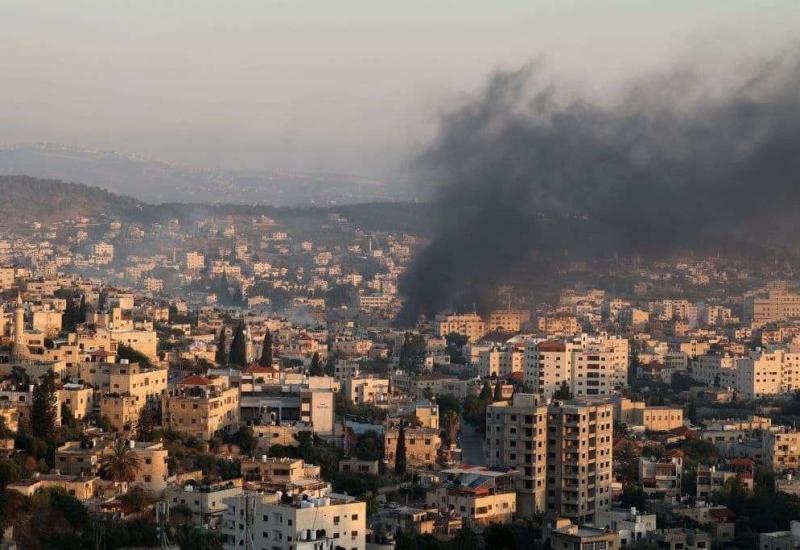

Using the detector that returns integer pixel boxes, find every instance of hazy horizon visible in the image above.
[2,1,799,180]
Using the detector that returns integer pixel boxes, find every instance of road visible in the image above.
[458,416,485,465]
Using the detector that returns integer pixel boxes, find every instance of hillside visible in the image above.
[0,175,152,225]
[0,175,434,236]
[0,144,413,205]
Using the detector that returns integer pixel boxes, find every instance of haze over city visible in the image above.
[2,1,798,178]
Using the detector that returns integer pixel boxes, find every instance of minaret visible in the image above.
[12,294,26,360]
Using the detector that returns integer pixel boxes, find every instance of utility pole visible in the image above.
[242,493,259,550]
[156,500,171,549]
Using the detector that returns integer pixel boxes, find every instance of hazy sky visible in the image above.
[1,1,798,177]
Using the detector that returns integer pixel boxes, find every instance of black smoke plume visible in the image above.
[397,52,800,325]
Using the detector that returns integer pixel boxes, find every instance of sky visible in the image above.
[0,1,798,178]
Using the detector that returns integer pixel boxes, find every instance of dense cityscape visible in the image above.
[3,2,800,550]
[0,180,797,549]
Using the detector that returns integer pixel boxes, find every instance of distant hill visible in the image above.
[0,175,434,235]
[0,175,153,225]
[0,144,413,205]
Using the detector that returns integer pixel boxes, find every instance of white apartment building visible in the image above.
[524,334,629,398]
[735,350,800,399]
[690,353,738,388]
[477,345,524,378]
[599,507,657,547]
[221,492,366,550]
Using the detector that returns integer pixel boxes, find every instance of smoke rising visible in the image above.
[397,51,800,324]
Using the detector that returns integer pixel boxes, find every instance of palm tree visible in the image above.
[101,438,141,482]
[443,410,460,447]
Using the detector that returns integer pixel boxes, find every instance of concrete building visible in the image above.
[549,519,620,550]
[759,520,800,550]
[413,400,439,430]
[477,345,524,378]
[690,353,738,389]
[735,350,800,398]
[7,473,105,502]
[524,335,629,398]
[744,289,800,325]
[696,463,754,499]
[409,374,473,400]
[166,478,243,527]
[78,360,167,408]
[612,398,683,432]
[344,376,390,406]
[426,466,518,529]
[99,393,140,432]
[639,451,683,500]
[485,393,549,516]
[221,492,366,550]
[129,441,169,493]
[56,438,168,493]
[239,379,335,436]
[775,474,800,496]
[599,507,657,547]
[764,430,800,473]
[384,425,441,469]
[58,383,94,420]
[185,251,205,270]
[538,314,580,337]
[162,375,240,440]
[339,459,380,475]
[647,528,711,550]
[546,399,614,524]
[436,313,486,343]
[487,310,523,333]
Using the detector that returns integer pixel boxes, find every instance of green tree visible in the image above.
[100,438,141,482]
[259,329,273,367]
[309,352,324,376]
[484,523,516,550]
[686,398,698,424]
[224,426,257,455]
[117,344,153,368]
[353,430,384,461]
[323,356,335,376]
[214,328,227,365]
[463,394,488,433]
[479,381,493,401]
[399,332,426,373]
[394,421,407,476]
[554,381,573,400]
[435,394,461,419]
[9,366,30,386]
[31,371,57,441]
[228,321,248,366]
[443,410,460,447]
[136,405,157,441]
